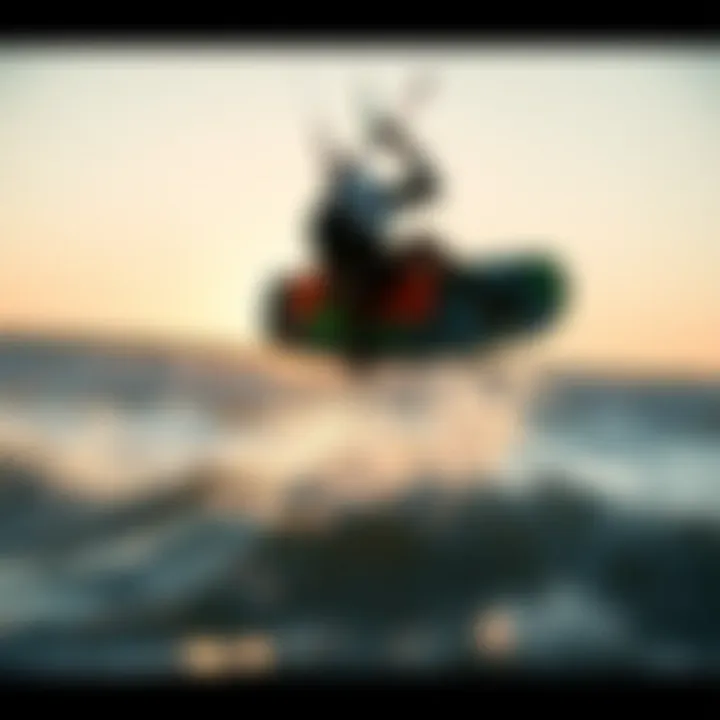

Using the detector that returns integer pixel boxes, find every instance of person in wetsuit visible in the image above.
[308,115,442,362]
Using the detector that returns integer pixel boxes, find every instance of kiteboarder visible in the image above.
[307,112,442,362]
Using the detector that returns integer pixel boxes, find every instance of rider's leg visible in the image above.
[312,204,385,359]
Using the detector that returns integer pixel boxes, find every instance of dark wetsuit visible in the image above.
[310,155,440,362]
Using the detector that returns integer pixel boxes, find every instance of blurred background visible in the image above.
[0,43,717,680]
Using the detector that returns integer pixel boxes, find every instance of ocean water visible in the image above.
[0,341,718,680]
[515,378,720,516]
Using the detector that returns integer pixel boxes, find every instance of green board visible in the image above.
[263,250,569,362]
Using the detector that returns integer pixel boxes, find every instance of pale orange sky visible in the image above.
[0,45,718,371]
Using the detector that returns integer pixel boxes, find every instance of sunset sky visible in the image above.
[0,44,718,372]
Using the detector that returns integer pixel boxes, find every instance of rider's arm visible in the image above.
[393,142,441,210]
[375,120,441,210]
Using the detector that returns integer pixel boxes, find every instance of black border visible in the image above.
[0,19,718,43]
